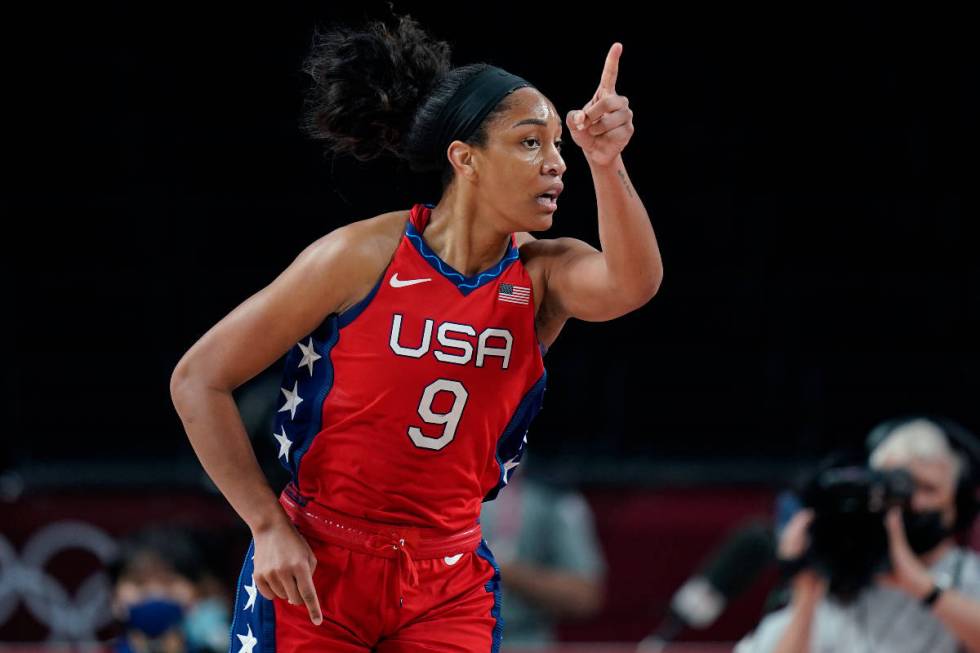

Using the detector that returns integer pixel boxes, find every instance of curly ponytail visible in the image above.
[300,8,522,191]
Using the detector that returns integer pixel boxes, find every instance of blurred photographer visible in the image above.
[736,416,980,653]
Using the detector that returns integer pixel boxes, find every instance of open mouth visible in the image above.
[536,192,558,211]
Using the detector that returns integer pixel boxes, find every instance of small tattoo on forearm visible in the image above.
[617,168,634,198]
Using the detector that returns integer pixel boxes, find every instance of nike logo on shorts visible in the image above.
[443,553,463,566]
[390,273,432,288]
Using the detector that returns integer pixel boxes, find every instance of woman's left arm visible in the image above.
[546,42,663,322]
[879,508,980,652]
[932,590,980,653]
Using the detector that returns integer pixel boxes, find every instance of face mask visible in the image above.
[124,597,185,638]
[902,509,953,555]
[184,597,232,652]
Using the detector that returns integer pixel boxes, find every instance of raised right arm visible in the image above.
[770,510,824,653]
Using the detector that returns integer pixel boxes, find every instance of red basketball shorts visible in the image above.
[228,485,503,652]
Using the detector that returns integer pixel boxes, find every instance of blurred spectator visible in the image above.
[479,454,606,647]
[107,527,231,653]
[736,416,980,653]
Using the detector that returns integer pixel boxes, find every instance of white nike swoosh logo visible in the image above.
[390,273,432,288]
[444,553,463,566]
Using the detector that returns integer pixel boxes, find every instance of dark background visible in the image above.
[8,2,979,485]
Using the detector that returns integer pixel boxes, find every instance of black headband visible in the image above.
[432,66,532,161]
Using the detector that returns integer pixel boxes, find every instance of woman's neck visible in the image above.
[426,194,511,277]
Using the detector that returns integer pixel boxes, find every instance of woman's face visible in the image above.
[879,454,958,528]
[468,87,567,231]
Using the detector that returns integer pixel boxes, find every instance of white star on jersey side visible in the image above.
[243,576,257,611]
[502,455,520,484]
[297,338,321,376]
[273,426,292,460]
[279,380,303,419]
[237,624,258,653]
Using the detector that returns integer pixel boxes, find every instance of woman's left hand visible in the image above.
[566,42,634,167]
[875,507,934,598]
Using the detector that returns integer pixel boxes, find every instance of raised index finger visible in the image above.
[598,42,622,93]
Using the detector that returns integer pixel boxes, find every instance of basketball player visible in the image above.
[170,12,662,653]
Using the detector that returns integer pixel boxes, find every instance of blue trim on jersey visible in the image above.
[274,315,340,484]
[475,539,504,653]
[482,368,548,502]
[275,270,385,486]
[406,203,519,296]
[229,540,276,653]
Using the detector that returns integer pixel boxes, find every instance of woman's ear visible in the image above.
[447,140,479,182]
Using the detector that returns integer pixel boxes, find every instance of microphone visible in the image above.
[637,520,775,652]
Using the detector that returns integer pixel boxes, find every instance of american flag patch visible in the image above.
[498,282,531,305]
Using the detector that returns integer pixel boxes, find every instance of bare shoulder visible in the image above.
[324,209,409,314]
[170,209,409,393]
[513,231,572,292]
[329,209,407,262]
[514,232,599,280]
[515,232,597,257]
[514,232,597,350]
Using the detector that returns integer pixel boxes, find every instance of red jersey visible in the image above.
[271,203,548,533]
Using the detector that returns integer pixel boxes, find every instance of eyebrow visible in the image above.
[512,118,562,133]
[511,118,564,142]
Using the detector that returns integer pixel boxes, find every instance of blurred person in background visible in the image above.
[479,453,606,647]
[736,416,980,653]
[107,527,231,653]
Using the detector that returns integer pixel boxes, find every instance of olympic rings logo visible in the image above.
[0,521,117,640]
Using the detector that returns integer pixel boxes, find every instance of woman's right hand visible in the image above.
[778,509,828,601]
[778,509,815,561]
[252,516,323,625]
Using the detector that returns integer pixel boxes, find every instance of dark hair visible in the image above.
[300,7,523,191]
